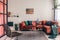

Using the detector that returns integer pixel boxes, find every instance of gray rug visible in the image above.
[18,31,48,40]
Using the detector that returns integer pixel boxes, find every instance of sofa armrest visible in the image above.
[43,25,51,34]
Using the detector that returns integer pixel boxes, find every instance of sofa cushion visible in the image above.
[28,21,32,25]
[45,21,54,26]
[42,20,47,25]
[32,21,36,26]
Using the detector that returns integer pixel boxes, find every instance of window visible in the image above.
[55,0,60,21]
[0,0,6,4]
[0,3,3,13]
[0,0,7,37]
[0,0,3,2]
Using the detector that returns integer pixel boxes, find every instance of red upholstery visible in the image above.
[58,27,60,34]
[21,21,26,27]
[42,20,47,25]
[32,21,36,26]
[37,25,42,28]
[19,21,36,31]
[43,25,51,34]
[19,21,60,35]
[43,21,58,34]
[32,21,36,30]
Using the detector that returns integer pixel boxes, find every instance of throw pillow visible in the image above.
[46,21,54,26]
[25,21,29,26]
[28,21,32,25]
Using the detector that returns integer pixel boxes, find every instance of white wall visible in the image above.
[8,0,54,23]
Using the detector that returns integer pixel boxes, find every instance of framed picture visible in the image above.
[26,8,34,14]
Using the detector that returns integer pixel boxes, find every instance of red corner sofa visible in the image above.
[19,20,60,34]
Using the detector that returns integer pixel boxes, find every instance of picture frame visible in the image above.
[26,8,34,14]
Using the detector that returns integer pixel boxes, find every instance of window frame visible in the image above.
[54,0,60,21]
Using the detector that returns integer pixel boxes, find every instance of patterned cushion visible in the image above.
[25,21,29,26]
[32,27,36,31]
[32,21,36,26]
